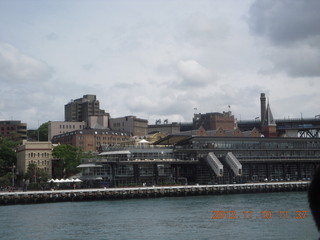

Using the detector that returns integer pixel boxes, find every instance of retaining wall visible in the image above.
[0,182,310,205]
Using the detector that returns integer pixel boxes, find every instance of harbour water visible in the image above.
[0,191,318,240]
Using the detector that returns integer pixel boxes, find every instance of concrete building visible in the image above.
[110,116,148,136]
[52,129,131,152]
[64,95,109,124]
[0,120,27,140]
[16,141,54,178]
[48,121,86,141]
[193,111,236,131]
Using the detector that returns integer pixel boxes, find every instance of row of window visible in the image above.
[28,152,51,158]
[184,140,320,150]
[59,124,83,129]
[1,126,14,130]
[28,160,50,166]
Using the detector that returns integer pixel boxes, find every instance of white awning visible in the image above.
[99,150,131,156]
[77,164,103,168]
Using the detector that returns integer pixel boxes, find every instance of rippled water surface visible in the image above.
[0,191,317,240]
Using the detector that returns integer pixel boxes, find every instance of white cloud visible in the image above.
[0,0,319,129]
[176,60,215,87]
[0,42,53,83]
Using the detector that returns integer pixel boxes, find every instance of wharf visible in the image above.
[0,181,310,205]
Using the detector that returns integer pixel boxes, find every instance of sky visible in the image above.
[0,0,320,129]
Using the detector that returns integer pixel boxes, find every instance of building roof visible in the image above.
[263,103,276,127]
[52,128,130,140]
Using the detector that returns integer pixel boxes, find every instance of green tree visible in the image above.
[0,135,20,149]
[24,163,49,183]
[52,144,82,178]
[0,173,12,188]
[38,122,49,141]
[27,122,48,141]
[0,145,17,176]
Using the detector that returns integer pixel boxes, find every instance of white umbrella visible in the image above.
[74,178,83,183]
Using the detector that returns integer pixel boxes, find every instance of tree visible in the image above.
[24,163,49,183]
[0,135,20,149]
[27,122,49,141]
[0,145,17,176]
[52,144,82,178]
[38,122,49,141]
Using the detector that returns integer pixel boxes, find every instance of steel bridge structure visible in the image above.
[238,117,320,138]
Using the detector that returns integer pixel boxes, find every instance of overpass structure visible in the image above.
[238,117,320,138]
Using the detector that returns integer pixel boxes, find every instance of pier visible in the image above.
[0,181,310,205]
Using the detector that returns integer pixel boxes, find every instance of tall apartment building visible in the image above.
[16,141,54,178]
[110,116,148,136]
[64,95,109,125]
[0,120,27,140]
[193,111,236,131]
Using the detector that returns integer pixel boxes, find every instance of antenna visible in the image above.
[37,120,40,141]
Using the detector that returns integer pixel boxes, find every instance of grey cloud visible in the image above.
[273,93,320,118]
[112,82,141,89]
[248,0,320,45]
[184,14,229,46]
[271,47,320,77]
[46,32,59,41]
[248,0,320,77]
[82,64,94,71]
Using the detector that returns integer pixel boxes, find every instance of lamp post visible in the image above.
[12,164,15,187]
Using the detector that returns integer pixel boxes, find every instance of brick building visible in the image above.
[193,111,236,131]
[52,129,131,152]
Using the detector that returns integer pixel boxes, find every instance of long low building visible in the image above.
[77,136,320,187]
[52,129,131,152]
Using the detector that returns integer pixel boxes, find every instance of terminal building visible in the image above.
[77,93,320,187]
[77,135,320,187]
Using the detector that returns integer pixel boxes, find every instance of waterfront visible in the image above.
[0,192,317,240]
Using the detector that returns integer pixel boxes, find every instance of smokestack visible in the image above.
[260,93,266,125]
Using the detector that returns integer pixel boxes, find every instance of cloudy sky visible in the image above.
[1,0,320,129]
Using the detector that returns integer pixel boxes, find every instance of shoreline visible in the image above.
[0,181,310,205]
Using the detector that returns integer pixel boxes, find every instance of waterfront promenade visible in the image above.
[0,181,310,205]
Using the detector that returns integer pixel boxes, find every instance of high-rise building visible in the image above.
[64,95,109,124]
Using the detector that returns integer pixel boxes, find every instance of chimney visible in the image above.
[260,93,266,125]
